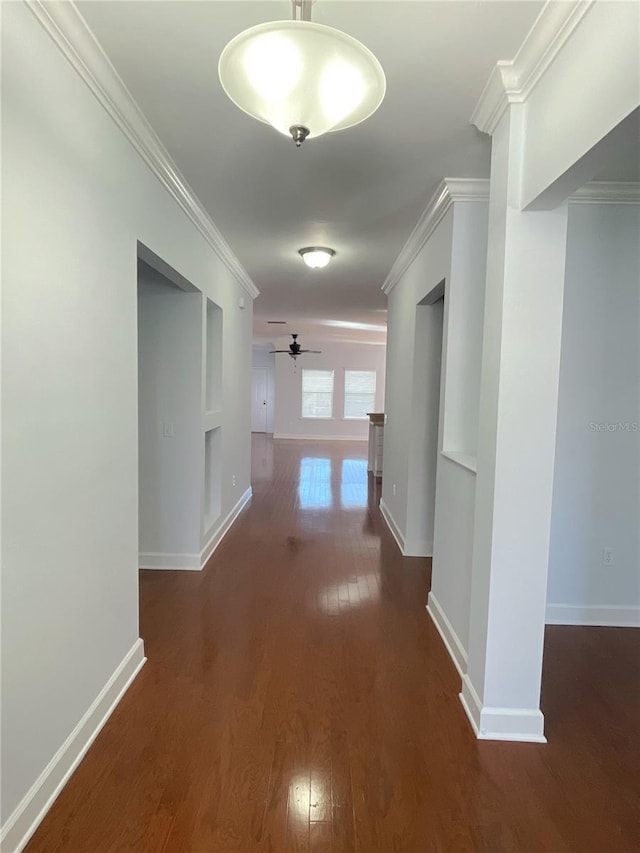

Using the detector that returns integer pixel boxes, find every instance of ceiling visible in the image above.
[78,0,547,344]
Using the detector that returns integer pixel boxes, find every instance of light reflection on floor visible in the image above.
[317,571,380,615]
[340,459,368,509]
[298,457,332,509]
[297,456,368,510]
[288,773,330,825]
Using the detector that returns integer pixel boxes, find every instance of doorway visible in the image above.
[252,367,269,432]
[403,283,445,556]
[136,246,208,569]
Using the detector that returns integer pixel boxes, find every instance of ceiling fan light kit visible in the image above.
[299,246,336,269]
[218,2,386,147]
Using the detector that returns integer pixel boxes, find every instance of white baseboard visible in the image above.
[200,487,252,568]
[426,593,468,678]
[459,674,546,743]
[404,538,433,557]
[273,433,367,441]
[139,487,252,572]
[1,639,146,853]
[379,500,432,558]
[546,603,640,627]
[138,551,201,571]
[379,499,405,554]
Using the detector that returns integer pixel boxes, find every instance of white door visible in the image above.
[251,368,268,432]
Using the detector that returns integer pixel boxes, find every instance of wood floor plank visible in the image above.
[25,435,640,852]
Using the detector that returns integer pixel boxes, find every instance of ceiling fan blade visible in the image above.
[271,335,321,356]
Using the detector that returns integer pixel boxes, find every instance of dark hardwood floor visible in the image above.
[27,435,639,852]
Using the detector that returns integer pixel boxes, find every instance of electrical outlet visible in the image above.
[232,474,236,487]
[162,422,174,438]
[602,548,614,567]
[392,483,397,497]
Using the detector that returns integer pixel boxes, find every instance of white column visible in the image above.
[461,106,569,741]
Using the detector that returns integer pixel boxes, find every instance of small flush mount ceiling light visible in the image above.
[218,0,386,147]
[299,246,336,269]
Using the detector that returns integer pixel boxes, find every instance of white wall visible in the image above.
[403,297,444,555]
[442,204,487,458]
[382,194,488,666]
[381,198,488,578]
[382,210,453,542]
[520,2,640,209]
[430,202,488,663]
[547,201,640,625]
[273,340,386,440]
[137,270,203,557]
[1,3,253,842]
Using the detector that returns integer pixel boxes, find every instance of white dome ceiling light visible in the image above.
[299,247,336,269]
[218,0,386,147]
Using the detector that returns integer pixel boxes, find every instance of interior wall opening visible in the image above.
[404,281,445,555]
[136,247,203,572]
[542,176,639,734]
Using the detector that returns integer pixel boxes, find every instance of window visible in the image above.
[301,369,334,418]
[344,370,376,419]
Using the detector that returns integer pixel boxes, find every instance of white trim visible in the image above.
[139,488,252,572]
[379,501,431,558]
[469,64,512,139]
[200,487,252,568]
[440,450,477,474]
[139,552,201,571]
[273,433,367,441]
[459,674,547,743]
[0,640,146,853]
[381,179,489,295]
[546,603,640,628]
[471,1,595,135]
[25,0,258,299]
[459,673,484,736]
[203,411,223,432]
[569,182,640,205]
[426,593,468,678]
[379,498,405,554]
[404,538,433,558]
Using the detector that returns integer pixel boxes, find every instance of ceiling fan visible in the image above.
[270,333,322,360]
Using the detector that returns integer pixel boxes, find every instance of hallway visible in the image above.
[27,437,639,852]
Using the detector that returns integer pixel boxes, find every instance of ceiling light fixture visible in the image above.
[299,246,335,269]
[218,0,386,147]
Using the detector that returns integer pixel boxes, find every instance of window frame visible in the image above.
[301,368,335,419]
[343,369,377,420]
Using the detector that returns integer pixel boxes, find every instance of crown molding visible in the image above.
[569,182,640,205]
[380,176,635,299]
[471,0,595,135]
[381,179,489,296]
[26,0,259,299]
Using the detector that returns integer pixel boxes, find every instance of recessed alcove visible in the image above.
[205,299,223,415]
[204,426,222,533]
[439,228,485,471]
[137,259,202,562]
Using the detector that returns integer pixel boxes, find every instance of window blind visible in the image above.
[302,369,334,418]
[344,370,376,419]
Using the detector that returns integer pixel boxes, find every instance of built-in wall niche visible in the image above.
[204,426,222,533]
[439,261,484,473]
[205,299,223,413]
[137,261,203,561]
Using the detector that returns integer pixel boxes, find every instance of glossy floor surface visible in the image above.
[28,437,639,852]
